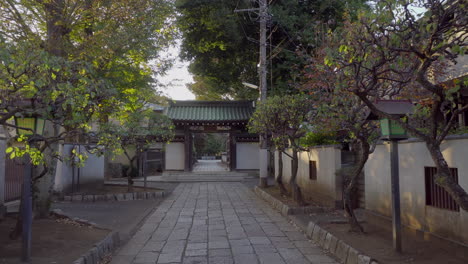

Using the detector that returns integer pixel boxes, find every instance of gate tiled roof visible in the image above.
[166,100,255,122]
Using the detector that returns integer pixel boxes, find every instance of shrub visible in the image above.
[300,131,338,147]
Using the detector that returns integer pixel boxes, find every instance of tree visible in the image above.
[176,0,258,100]
[202,134,226,156]
[0,0,176,216]
[98,110,174,192]
[176,0,368,99]
[323,0,468,210]
[249,94,312,204]
[268,0,369,94]
[303,53,379,231]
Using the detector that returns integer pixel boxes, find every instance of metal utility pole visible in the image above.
[258,0,269,187]
[235,0,269,187]
[259,0,267,102]
[390,140,402,252]
[22,155,32,262]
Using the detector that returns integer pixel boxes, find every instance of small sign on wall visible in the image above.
[309,160,317,180]
[189,126,204,131]
[216,126,231,131]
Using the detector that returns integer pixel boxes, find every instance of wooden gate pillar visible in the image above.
[184,126,191,172]
[229,132,236,171]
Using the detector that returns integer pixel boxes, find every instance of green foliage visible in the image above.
[176,0,258,100]
[249,94,312,150]
[451,126,468,135]
[321,0,467,142]
[0,0,176,164]
[300,131,338,147]
[176,0,368,99]
[269,0,368,94]
[201,134,226,156]
[5,135,44,165]
[98,109,175,158]
[313,0,468,210]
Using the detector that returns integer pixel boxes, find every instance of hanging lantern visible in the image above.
[14,115,45,136]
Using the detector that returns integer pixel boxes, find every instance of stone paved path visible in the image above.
[192,160,228,172]
[111,183,337,264]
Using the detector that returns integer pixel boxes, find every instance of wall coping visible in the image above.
[279,134,468,149]
[308,144,343,150]
[375,133,468,145]
[279,144,343,153]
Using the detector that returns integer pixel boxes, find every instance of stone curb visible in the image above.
[254,186,379,264]
[50,209,121,264]
[58,190,165,203]
[72,232,120,264]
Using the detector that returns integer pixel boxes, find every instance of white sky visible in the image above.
[156,42,195,101]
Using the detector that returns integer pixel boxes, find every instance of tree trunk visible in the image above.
[45,0,67,58]
[343,138,369,233]
[32,0,67,219]
[142,151,147,191]
[136,146,147,191]
[123,149,135,192]
[427,143,468,211]
[34,126,60,218]
[127,158,135,193]
[290,150,306,206]
[276,150,288,195]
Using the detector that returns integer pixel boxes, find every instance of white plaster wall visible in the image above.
[54,144,104,192]
[109,147,135,165]
[276,146,342,206]
[364,143,392,215]
[165,143,184,170]
[236,143,259,170]
[365,137,468,244]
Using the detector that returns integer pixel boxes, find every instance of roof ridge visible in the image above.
[170,100,253,106]
[166,100,254,122]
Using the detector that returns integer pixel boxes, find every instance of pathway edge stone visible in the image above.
[73,231,121,264]
[254,186,378,264]
[57,190,164,203]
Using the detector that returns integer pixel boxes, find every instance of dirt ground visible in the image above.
[263,185,322,207]
[72,184,162,195]
[0,215,109,264]
[263,186,468,264]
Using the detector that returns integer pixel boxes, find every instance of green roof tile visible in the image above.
[166,100,255,122]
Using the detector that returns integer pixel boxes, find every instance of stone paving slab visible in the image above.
[192,160,228,172]
[111,182,338,264]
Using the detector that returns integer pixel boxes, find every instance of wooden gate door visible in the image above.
[5,159,24,202]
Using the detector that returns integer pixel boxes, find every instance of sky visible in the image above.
[157,42,196,101]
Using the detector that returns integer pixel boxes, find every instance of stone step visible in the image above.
[160,177,249,182]
[160,172,256,182]
[162,172,250,177]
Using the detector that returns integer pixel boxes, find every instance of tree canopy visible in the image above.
[176,0,259,100]
[320,0,468,211]
[1,0,176,159]
[176,0,368,99]
[0,0,177,215]
[249,94,312,203]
